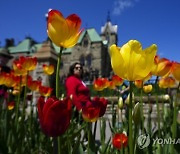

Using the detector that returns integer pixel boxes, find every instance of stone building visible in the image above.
[0,18,118,84]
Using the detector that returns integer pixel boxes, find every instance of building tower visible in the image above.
[100,11,118,77]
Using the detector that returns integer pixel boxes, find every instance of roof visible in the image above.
[0,48,12,58]
[9,38,37,54]
[101,21,118,34]
[78,28,102,43]
[53,44,72,54]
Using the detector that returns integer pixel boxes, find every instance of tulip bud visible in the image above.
[163,94,170,101]
[118,97,123,109]
[132,102,141,125]
[125,93,135,105]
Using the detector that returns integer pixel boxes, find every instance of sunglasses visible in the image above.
[74,66,82,70]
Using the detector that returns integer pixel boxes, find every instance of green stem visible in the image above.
[155,76,162,153]
[93,121,97,140]
[15,76,22,129]
[22,73,28,119]
[58,137,61,154]
[140,88,144,133]
[156,94,161,138]
[56,47,63,99]
[171,82,180,154]
[128,81,133,154]
[55,47,64,154]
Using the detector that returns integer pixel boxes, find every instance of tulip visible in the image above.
[158,77,176,89]
[112,133,128,150]
[37,96,71,137]
[143,84,153,93]
[171,61,180,82]
[163,94,170,101]
[39,85,53,97]
[93,97,108,117]
[110,40,157,81]
[108,80,116,90]
[82,101,100,122]
[135,80,143,89]
[151,55,172,77]
[47,10,83,48]
[118,97,123,109]
[43,64,55,75]
[132,102,141,125]
[27,79,41,92]
[82,97,108,122]
[20,56,37,71]
[112,75,123,86]
[13,56,37,75]
[7,101,15,110]
[93,78,109,91]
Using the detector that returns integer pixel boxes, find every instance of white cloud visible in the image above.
[112,0,139,15]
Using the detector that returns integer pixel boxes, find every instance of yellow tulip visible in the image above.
[143,84,152,93]
[110,40,157,81]
[47,10,83,48]
[43,64,54,75]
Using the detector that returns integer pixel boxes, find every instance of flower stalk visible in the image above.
[171,82,180,153]
[128,81,133,154]
[56,47,64,99]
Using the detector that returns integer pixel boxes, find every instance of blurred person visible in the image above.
[65,62,91,111]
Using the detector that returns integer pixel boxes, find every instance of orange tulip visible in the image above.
[47,10,83,48]
[27,79,41,91]
[39,85,53,97]
[135,80,143,88]
[108,80,116,90]
[4,72,19,88]
[13,56,37,75]
[158,77,176,89]
[93,78,109,91]
[151,55,172,77]
[20,56,37,71]
[171,61,180,82]
[43,64,54,75]
[112,75,123,86]
[13,59,27,76]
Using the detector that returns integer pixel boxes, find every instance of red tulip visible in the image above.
[37,96,72,137]
[82,101,100,122]
[112,133,128,150]
[82,97,108,122]
[92,97,108,117]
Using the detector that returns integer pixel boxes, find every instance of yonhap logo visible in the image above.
[137,134,180,149]
[137,134,150,149]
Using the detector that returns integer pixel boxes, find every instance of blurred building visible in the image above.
[0,17,118,84]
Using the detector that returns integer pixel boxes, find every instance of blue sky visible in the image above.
[0,0,180,62]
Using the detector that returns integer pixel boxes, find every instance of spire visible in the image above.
[107,11,111,22]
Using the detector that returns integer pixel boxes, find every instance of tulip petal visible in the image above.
[110,44,124,78]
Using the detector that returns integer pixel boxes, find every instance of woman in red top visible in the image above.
[65,62,91,111]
